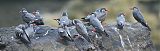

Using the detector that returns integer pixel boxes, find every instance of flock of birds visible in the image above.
[15,7,151,50]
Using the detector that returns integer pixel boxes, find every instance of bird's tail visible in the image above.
[81,34,92,43]
[117,24,123,30]
[141,22,151,31]
[103,30,109,37]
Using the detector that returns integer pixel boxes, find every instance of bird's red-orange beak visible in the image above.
[104,8,109,14]
[106,10,109,12]
[104,8,109,12]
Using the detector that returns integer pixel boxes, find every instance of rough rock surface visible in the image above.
[0,23,155,51]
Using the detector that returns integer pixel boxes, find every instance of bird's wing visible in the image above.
[133,11,145,23]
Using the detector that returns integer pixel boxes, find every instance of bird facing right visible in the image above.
[94,8,108,23]
[131,7,151,31]
[20,8,35,25]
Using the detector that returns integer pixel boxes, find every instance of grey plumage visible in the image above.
[82,13,109,37]
[55,12,73,41]
[32,10,44,25]
[54,12,72,27]
[72,19,92,42]
[20,8,35,25]
[94,8,108,22]
[117,13,125,29]
[131,7,151,31]
[15,24,31,44]
[82,8,108,23]
[58,27,73,41]
[33,10,41,18]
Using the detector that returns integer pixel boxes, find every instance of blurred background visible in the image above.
[0,0,159,50]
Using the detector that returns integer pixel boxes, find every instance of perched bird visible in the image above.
[54,12,72,28]
[72,19,92,42]
[94,8,108,23]
[131,7,151,31]
[82,13,109,37]
[55,11,73,41]
[116,12,125,29]
[32,10,44,25]
[58,27,73,41]
[15,24,31,44]
[20,8,35,26]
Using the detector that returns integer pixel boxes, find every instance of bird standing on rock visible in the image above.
[94,8,108,23]
[131,7,151,31]
[82,8,108,23]
[54,11,74,42]
[117,12,125,30]
[82,13,109,37]
[32,10,44,25]
[58,28,72,41]
[72,19,92,42]
[15,24,31,44]
[54,12,72,28]
[20,8,35,26]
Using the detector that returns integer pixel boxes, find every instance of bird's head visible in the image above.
[89,12,96,17]
[100,8,108,12]
[21,26,26,31]
[118,12,125,17]
[72,19,82,25]
[33,10,40,15]
[72,19,78,25]
[20,8,28,14]
[62,12,68,16]
[130,7,139,10]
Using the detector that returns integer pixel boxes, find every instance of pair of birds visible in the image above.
[15,8,45,44]
[55,12,91,42]
[116,7,151,31]
[20,8,44,26]
[81,8,109,37]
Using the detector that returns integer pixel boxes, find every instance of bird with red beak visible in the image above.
[94,8,109,23]
[82,12,109,37]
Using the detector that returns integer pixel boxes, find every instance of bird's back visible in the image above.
[89,17,104,31]
[133,10,145,23]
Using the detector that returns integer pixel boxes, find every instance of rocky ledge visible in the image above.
[0,23,155,51]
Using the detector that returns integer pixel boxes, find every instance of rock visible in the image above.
[0,23,155,51]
